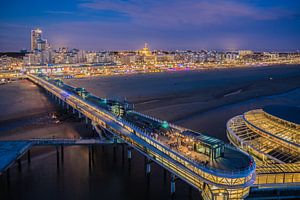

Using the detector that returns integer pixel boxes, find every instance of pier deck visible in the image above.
[0,138,116,174]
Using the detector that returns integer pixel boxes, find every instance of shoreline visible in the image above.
[176,86,300,121]
[65,64,300,140]
[65,63,300,80]
[1,64,300,155]
[143,76,300,123]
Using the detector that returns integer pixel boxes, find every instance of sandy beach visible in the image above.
[0,80,92,136]
[0,80,95,159]
[1,65,299,142]
[0,80,55,122]
[65,65,300,140]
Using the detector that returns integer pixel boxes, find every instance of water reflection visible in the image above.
[0,145,200,200]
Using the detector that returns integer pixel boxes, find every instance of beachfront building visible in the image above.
[137,43,156,63]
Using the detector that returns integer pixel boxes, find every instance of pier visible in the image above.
[25,74,256,200]
[0,138,119,175]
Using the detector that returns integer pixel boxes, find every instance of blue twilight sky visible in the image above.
[0,0,300,51]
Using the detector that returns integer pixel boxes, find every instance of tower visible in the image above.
[31,28,42,51]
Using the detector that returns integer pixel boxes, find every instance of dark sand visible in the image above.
[0,80,92,140]
[65,65,300,140]
[0,80,55,122]
[0,80,96,162]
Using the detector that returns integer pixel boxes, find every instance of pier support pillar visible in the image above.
[85,117,89,127]
[88,145,93,168]
[27,150,31,163]
[72,107,75,114]
[78,112,82,118]
[122,144,125,164]
[92,124,95,134]
[127,148,132,160]
[145,157,152,174]
[171,174,176,195]
[56,146,60,166]
[61,146,64,162]
[17,159,21,171]
[66,104,69,109]
[146,162,151,174]
[6,168,10,185]
[113,145,117,161]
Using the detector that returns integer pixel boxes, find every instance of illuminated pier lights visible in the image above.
[227,105,300,189]
[27,74,256,200]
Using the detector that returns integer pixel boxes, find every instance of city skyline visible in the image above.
[0,1,300,199]
[1,0,300,52]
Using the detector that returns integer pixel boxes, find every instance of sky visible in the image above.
[0,0,300,51]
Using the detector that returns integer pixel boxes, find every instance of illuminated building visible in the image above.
[31,28,42,51]
[138,43,152,56]
[31,28,48,51]
[137,43,156,63]
[224,52,239,62]
[22,28,300,68]
[238,50,254,57]
[227,105,300,196]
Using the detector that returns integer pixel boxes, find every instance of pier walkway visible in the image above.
[0,138,116,175]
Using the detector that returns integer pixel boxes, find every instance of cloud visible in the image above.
[79,0,298,27]
[41,19,299,51]
[1,1,299,51]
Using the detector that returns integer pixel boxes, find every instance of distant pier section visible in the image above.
[0,138,118,175]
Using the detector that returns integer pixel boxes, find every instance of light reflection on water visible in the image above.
[0,145,200,200]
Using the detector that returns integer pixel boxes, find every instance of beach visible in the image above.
[65,64,300,140]
[0,80,92,140]
[0,80,95,163]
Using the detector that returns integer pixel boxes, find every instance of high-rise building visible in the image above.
[31,28,48,51]
[31,28,42,51]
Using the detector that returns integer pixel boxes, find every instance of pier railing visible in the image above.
[30,74,256,178]
[3,138,117,146]
[119,117,256,177]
